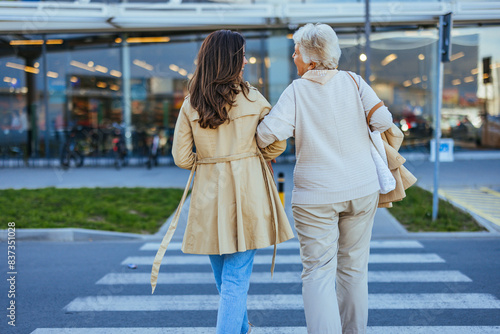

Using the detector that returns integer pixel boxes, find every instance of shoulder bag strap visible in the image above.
[345,71,384,125]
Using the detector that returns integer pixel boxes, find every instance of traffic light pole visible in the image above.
[432,46,444,222]
[432,13,452,221]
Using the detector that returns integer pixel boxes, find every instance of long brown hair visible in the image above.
[188,30,249,129]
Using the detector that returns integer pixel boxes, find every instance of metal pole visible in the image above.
[121,34,132,151]
[364,0,371,85]
[26,57,37,159]
[356,28,361,75]
[482,57,490,145]
[42,34,50,163]
[432,16,444,221]
[260,33,268,98]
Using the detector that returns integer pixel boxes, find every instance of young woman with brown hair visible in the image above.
[151,30,294,333]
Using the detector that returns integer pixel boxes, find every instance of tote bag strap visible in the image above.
[345,71,384,125]
[344,70,389,164]
[346,71,359,90]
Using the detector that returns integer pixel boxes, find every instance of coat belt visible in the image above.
[197,151,259,164]
[150,150,278,294]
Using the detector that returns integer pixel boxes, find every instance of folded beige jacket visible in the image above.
[378,124,418,208]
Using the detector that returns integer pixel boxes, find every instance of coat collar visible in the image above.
[301,69,339,85]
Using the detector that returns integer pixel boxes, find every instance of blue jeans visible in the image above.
[209,249,257,334]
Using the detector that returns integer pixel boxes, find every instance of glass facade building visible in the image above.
[0,0,499,166]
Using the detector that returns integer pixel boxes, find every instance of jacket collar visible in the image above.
[301,69,339,85]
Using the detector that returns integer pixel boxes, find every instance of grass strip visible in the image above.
[1,186,485,234]
[0,187,184,234]
[390,186,485,232]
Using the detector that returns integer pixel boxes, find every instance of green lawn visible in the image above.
[390,186,485,232]
[0,188,184,234]
[0,186,485,234]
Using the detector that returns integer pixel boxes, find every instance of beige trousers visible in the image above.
[292,191,379,334]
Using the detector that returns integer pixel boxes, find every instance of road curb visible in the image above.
[0,227,148,242]
[0,197,192,242]
[418,184,500,234]
[4,189,499,242]
[376,207,500,239]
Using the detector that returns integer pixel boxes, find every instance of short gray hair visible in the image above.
[293,23,341,70]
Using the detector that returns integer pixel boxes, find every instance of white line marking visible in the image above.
[368,293,500,309]
[29,327,500,334]
[369,253,445,263]
[140,242,301,251]
[96,270,471,285]
[63,293,500,312]
[368,327,500,334]
[122,253,445,266]
[139,240,424,251]
[369,240,424,248]
[368,270,472,282]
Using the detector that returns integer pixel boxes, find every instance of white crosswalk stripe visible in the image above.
[121,253,445,265]
[63,293,500,312]
[366,327,500,334]
[139,240,425,251]
[96,270,472,285]
[30,326,500,334]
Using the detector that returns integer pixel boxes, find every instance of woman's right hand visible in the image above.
[267,158,276,175]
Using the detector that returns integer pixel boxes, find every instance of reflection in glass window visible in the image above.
[1,25,499,167]
[443,27,500,148]
[129,40,198,157]
[340,31,437,149]
[0,55,30,161]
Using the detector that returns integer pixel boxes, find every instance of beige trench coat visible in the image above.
[151,84,294,293]
[173,86,294,254]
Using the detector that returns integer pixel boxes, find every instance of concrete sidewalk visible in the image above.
[1,156,499,241]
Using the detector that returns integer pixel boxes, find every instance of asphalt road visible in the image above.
[0,158,498,191]
[403,159,500,190]
[1,158,499,333]
[1,238,499,333]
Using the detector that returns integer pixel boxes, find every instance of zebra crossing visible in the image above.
[28,327,500,334]
[31,239,500,333]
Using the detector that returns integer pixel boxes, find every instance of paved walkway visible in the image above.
[439,187,500,227]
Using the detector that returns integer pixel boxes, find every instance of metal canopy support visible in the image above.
[26,57,37,159]
[364,0,371,85]
[1,2,499,34]
[121,34,132,152]
[42,34,50,160]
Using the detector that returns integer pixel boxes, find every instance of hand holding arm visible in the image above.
[260,139,287,161]
[172,100,196,169]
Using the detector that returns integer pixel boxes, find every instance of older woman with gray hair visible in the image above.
[257,23,393,333]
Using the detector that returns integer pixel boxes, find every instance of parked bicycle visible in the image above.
[111,126,127,170]
[60,127,84,169]
[146,132,160,169]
